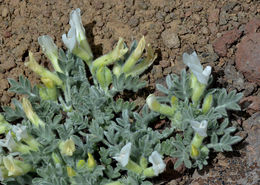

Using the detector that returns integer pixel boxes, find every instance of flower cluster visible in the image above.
[146,51,242,168]
[0,8,243,185]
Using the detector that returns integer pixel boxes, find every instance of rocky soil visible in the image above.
[0,0,259,184]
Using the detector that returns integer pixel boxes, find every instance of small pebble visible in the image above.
[125,0,134,8]
[193,14,201,24]
[160,60,170,68]
[165,14,172,23]
[2,7,9,17]
[201,26,209,35]
[129,17,139,27]
[161,30,180,49]
[137,1,148,10]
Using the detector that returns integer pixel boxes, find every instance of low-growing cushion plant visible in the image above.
[0,8,243,185]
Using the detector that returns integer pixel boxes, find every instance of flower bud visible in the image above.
[87,153,96,170]
[92,38,128,73]
[190,73,197,90]
[171,96,178,105]
[202,94,213,114]
[112,65,121,77]
[96,66,112,90]
[200,146,209,156]
[146,95,161,111]
[25,52,63,87]
[66,166,76,177]
[122,36,145,73]
[22,97,45,127]
[126,43,157,77]
[146,95,175,117]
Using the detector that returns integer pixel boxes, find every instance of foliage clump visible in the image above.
[0,9,242,185]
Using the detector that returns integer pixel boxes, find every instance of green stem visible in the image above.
[143,167,155,177]
[92,52,114,73]
[125,160,143,174]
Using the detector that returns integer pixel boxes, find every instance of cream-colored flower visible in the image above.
[113,143,131,167]
[62,9,93,62]
[59,138,76,156]
[183,52,211,84]
[62,26,76,52]
[190,120,208,137]
[3,156,23,177]
[148,151,166,176]
[38,35,62,73]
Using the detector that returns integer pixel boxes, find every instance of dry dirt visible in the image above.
[0,0,260,184]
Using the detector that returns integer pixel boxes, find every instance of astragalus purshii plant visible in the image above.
[0,8,243,185]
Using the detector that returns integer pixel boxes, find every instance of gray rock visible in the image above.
[129,17,139,27]
[125,0,134,8]
[161,30,180,49]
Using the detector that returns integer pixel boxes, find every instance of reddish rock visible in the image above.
[243,113,260,167]
[241,96,260,115]
[213,28,242,57]
[185,10,192,17]
[208,8,220,23]
[236,33,260,85]
[4,31,12,38]
[245,18,260,34]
